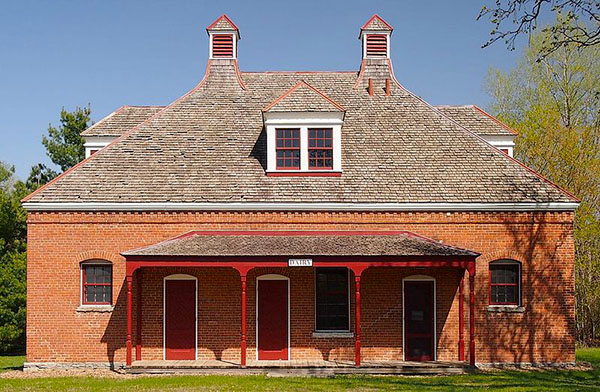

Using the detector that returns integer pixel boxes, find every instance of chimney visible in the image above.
[355,15,396,95]
[206,14,240,59]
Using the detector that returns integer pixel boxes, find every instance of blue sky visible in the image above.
[0,0,536,179]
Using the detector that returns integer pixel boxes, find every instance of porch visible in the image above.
[121,230,479,369]
[128,359,471,375]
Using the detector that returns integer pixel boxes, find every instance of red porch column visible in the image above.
[468,267,476,367]
[240,274,247,367]
[354,274,361,367]
[136,269,143,361]
[458,273,464,361]
[126,274,133,367]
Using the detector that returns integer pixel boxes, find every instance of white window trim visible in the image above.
[360,30,391,59]
[83,136,115,158]
[264,112,343,173]
[79,259,113,308]
[256,274,291,361]
[163,274,198,361]
[402,275,436,361]
[208,30,238,60]
[313,267,351,333]
[480,135,516,157]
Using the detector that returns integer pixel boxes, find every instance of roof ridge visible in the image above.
[472,105,518,136]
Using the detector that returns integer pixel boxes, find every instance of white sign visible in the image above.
[288,258,313,267]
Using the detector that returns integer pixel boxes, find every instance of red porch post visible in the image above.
[458,273,464,361]
[240,274,247,367]
[468,266,476,367]
[354,274,361,367]
[136,269,143,361]
[126,274,133,367]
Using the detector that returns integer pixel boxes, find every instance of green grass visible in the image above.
[0,349,598,391]
[0,354,25,372]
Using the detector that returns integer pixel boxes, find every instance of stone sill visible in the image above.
[312,331,354,338]
[486,305,525,313]
[76,305,114,313]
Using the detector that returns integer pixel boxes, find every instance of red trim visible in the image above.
[308,128,333,170]
[81,264,112,305]
[206,14,239,31]
[262,80,346,112]
[275,128,300,170]
[458,276,464,361]
[366,34,388,57]
[212,34,234,58]
[488,262,520,305]
[354,275,361,367]
[468,271,476,367]
[240,275,247,367]
[361,14,394,31]
[472,105,518,135]
[267,172,341,177]
[126,275,133,367]
[136,269,142,361]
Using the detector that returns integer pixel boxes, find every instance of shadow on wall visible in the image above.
[484,212,574,364]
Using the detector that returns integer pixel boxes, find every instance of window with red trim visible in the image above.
[308,128,333,169]
[276,128,300,169]
[212,34,234,58]
[82,262,112,305]
[489,260,520,305]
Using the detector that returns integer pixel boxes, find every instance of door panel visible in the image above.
[165,279,196,360]
[257,279,288,360]
[404,280,434,361]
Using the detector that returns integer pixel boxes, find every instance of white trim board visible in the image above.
[256,274,291,361]
[22,202,579,212]
[402,275,436,361]
[163,274,198,361]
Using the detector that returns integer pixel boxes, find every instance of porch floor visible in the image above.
[128,359,472,375]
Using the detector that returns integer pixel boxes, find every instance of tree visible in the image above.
[486,24,600,344]
[26,164,58,190]
[42,106,91,172]
[478,0,600,59]
[0,163,28,352]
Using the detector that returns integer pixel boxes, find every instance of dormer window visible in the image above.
[263,81,345,176]
[276,129,301,170]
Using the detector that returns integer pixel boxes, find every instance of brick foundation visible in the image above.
[26,210,575,365]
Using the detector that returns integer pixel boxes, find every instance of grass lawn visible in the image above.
[0,349,598,391]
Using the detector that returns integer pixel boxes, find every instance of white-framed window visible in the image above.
[264,112,343,174]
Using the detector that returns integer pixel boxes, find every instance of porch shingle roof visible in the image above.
[121,231,479,258]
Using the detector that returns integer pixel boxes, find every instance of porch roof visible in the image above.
[121,230,479,258]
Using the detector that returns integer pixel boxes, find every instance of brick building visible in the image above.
[22,15,578,370]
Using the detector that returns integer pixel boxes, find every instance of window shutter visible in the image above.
[366,34,387,57]
[212,34,234,58]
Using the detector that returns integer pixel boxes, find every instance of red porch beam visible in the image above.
[136,269,143,361]
[468,267,476,367]
[458,274,464,361]
[126,274,133,367]
[240,274,247,368]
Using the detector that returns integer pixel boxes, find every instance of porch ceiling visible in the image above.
[121,230,479,258]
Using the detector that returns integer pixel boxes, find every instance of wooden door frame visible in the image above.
[402,275,436,361]
[255,274,290,361]
[163,274,198,360]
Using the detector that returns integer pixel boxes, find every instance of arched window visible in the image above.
[489,260,521,306]
[81,260,112,305]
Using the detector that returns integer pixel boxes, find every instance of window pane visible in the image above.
[315,268,349,330]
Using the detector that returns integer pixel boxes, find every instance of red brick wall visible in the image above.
[26,210,575,364]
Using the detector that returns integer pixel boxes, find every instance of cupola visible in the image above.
[359,14,393,59]
[206,14,240,59]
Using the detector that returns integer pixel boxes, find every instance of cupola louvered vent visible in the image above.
[366,34,387,57]
[212,34,234,58]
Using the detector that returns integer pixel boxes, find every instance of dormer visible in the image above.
[207,14,240,59]
[262,81,345,176]
[360,14,393,59]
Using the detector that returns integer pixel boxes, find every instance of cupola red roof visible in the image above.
[206,14,239,32]
[361,14,393,31]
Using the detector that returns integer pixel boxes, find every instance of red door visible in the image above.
[404,280,435,361]
[165,279,196,360]
[257,279,288,360]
